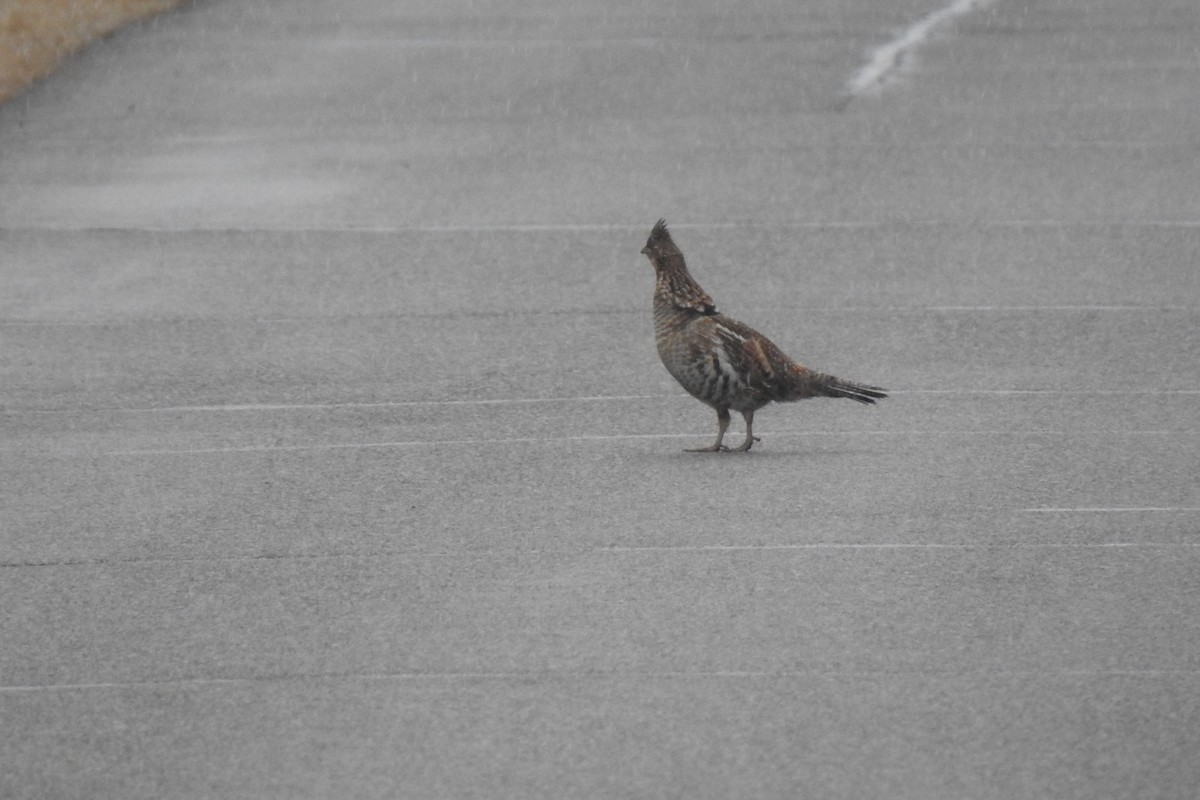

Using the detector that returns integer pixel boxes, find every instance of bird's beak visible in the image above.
[640,245,651,256]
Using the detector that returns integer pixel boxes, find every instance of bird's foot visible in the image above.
[730,435,761,453]
[685,443,729,453]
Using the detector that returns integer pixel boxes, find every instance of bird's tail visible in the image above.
[790,368,887,404]
[819,374,887,404]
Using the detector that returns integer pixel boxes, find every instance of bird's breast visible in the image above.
[655,318,759,410]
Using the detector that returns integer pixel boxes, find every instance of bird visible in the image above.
[641,219,887,452]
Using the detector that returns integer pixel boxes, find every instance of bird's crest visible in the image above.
[649,218,671,243]
[643,218,680,258]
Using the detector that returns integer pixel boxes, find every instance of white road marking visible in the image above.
[8,219,1200,235]
[920,305,1194,312]
[105,395,675,413]
[5,667,1199,693]
[7,538,1199,571]
[98,429,1195,457]
[1020,507,1200,514]
[11,388,1197,417]
[893,389,1200,395]
[847,0,995,96]
[5,301,1192,330]
[602,542,1200,552]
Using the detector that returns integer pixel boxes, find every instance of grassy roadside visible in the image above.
[0,0,186,103]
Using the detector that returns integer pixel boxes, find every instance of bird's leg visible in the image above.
[731,409,760,452]
[686,407,730,452]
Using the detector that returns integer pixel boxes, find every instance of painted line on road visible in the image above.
[4,667,1200,694]
[320,37,663,49]
[7,304,1195,328]
[8,388,1198,417]
[7,219,1200,235]
[846,0,994,96]
[98,432,735,455]
[1021,507,1200,514]
[919,305,1194,312]
[94,432,825,456]
[4,308,1196,330]
[603,541,1200,553]
[7,539,1200,570]
[121,390,1200,413]
[896,389,1200,395]
[97,429,1193,456]
[100,394,677,413]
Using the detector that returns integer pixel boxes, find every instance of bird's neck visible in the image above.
[654,263,715,315]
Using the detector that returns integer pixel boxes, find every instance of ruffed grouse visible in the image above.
[642,219,886,452]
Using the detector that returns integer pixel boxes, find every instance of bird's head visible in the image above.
[641,218,678,265]
[640,218,716,312]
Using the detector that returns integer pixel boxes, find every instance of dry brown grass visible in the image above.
[0,0,186,103]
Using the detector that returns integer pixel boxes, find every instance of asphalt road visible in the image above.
[2,1,1198,798]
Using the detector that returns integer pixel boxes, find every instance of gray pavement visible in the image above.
[2,1,1199,798]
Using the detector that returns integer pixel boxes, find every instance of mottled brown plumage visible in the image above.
[641,219,886,452]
